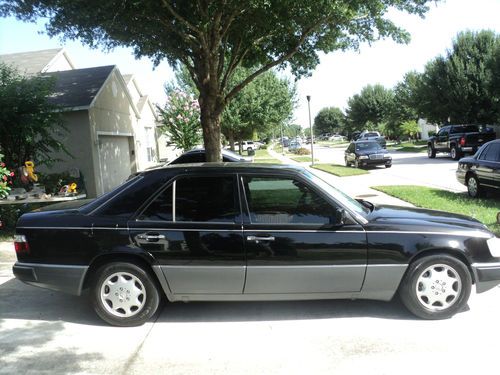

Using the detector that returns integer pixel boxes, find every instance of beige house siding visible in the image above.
[38,110,97,197]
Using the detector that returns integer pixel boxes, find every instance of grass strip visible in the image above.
[373,185,500,235]
[312,163,369,177]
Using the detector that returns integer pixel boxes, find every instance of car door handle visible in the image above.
[137,233,166,241]
[246,235,275,242]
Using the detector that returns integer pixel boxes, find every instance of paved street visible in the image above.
[1,240,500,374]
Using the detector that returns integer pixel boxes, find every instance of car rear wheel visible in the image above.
[399,254,471,320]
[427,145,436,158]
[91,262,161,326]
[450,146,461,160]
[467,175,483,198]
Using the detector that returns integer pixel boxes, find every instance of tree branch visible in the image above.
[160,0,202,36]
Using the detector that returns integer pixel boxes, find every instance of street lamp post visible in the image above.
[306,95,314,165]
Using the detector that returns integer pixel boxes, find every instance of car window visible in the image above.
[451,125,479,134]
[438,128,448,136]
[479,144,500,162]
[139,175,239,222]
[243,176,336,225]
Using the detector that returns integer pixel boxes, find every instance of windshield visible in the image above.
[356,142,382,152]
[303,169,369,217]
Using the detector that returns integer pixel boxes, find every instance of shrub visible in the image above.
[0,153,14,199]
[294,147,311,155]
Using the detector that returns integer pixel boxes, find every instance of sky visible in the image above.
[1,0,500,128]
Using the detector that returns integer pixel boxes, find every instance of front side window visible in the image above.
[139,175,239,222]
[243,176,336,225]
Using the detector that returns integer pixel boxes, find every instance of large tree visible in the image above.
[346,84,394,133]
[313,107,345,135]
[416,30,500,124]
[0,63,67,168]
[1,0,433,161]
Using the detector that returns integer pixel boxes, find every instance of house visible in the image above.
[0,48,176,197]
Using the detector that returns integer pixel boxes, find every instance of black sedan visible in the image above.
[12,164,500,326]
[168,148,252,164]
[456,139,500,198]
[345,140,392,168]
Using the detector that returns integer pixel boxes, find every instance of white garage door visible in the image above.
[98,135,132,193]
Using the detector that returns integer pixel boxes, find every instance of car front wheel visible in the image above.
[427,145,436,158]
[91,262,161,326]
[345,157,350,167]
[467,175,483,198]
[399,254,471,320]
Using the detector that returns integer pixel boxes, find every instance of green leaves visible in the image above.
[0,63,68,169]
[313,107,346,136]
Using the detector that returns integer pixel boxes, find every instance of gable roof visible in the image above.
[0,48,70,74]
[45,65,115,109]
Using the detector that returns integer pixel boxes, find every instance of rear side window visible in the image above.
[138,175,239,223]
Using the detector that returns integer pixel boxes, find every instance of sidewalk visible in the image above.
[267,148,414,207]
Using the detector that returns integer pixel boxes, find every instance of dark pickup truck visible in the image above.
[427,125,496,160]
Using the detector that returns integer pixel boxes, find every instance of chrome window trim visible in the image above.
[172,179,176,222]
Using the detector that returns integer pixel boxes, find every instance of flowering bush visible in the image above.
[0,153,14,199]
[158,90,202,152]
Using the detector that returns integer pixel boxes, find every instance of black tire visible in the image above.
[450,146,461,160]
[91,262,161,327]
[427,145,436,158]
[385,164,392,168]
[467,175,483,198]
[399,254,471,320]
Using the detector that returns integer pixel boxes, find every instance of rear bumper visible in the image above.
[13,262,88,296]
[471,262,500,293]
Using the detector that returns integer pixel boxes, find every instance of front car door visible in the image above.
[128,173,245,296]
[435,126,450,150]
[240,172,367,295]
[476,143,500,189]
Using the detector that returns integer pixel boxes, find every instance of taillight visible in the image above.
[14,234,30,254]
[459,137,466,146]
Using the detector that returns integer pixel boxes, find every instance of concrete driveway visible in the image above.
[1,241,500,375]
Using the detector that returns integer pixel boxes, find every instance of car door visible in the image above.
[435,127,449,150]
[128,173,246,295]
[476,144,500,188]
[240,173,367,294]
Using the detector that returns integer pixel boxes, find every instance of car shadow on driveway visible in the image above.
[0,278,103,326]
[156,298,419,323]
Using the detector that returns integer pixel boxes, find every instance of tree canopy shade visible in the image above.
[0,63,68,169]
[1,0,434,161]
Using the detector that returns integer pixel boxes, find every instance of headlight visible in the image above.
[358,155,369,160]
[487,237,500,257]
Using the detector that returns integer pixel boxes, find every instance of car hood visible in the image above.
[365,204,490,233]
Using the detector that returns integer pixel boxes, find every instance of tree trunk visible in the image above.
[238,138,243,155]
[228,132,235,152]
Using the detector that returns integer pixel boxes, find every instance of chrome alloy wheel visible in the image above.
[467,177,478,197]
[100,272,147,317]
[416,264,462,311]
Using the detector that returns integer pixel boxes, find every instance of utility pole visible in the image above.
[307,95,314,165]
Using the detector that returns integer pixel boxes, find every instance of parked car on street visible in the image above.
[456,139,500,198]
[12,163,500,326]
[234,141,258,152]
[168,148,252,164]
[428,125,496,160]
[288,139,303,152]
[328,134,345,142]
[357,131,387,148]
[345,140,392,168]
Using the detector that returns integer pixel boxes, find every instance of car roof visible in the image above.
[142,162,304,175]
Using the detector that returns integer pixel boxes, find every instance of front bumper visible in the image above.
[456,169,466,185]
[13,262,89,296]
[359,158,391,167]
[471,262,500,293]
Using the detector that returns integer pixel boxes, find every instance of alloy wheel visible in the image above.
[415,264,462,311]
[467,177,478,197]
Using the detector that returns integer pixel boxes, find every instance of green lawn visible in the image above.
[312,163,369,177]
[253,148,282,164]
[373,185,500,235]
[387,142,427,153]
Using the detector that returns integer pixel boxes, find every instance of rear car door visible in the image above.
[240,173,367,294]
[128,173,245,295]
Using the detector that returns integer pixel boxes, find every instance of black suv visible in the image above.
[456,139,500,197]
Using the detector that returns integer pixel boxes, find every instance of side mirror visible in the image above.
[333,208,347,225]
